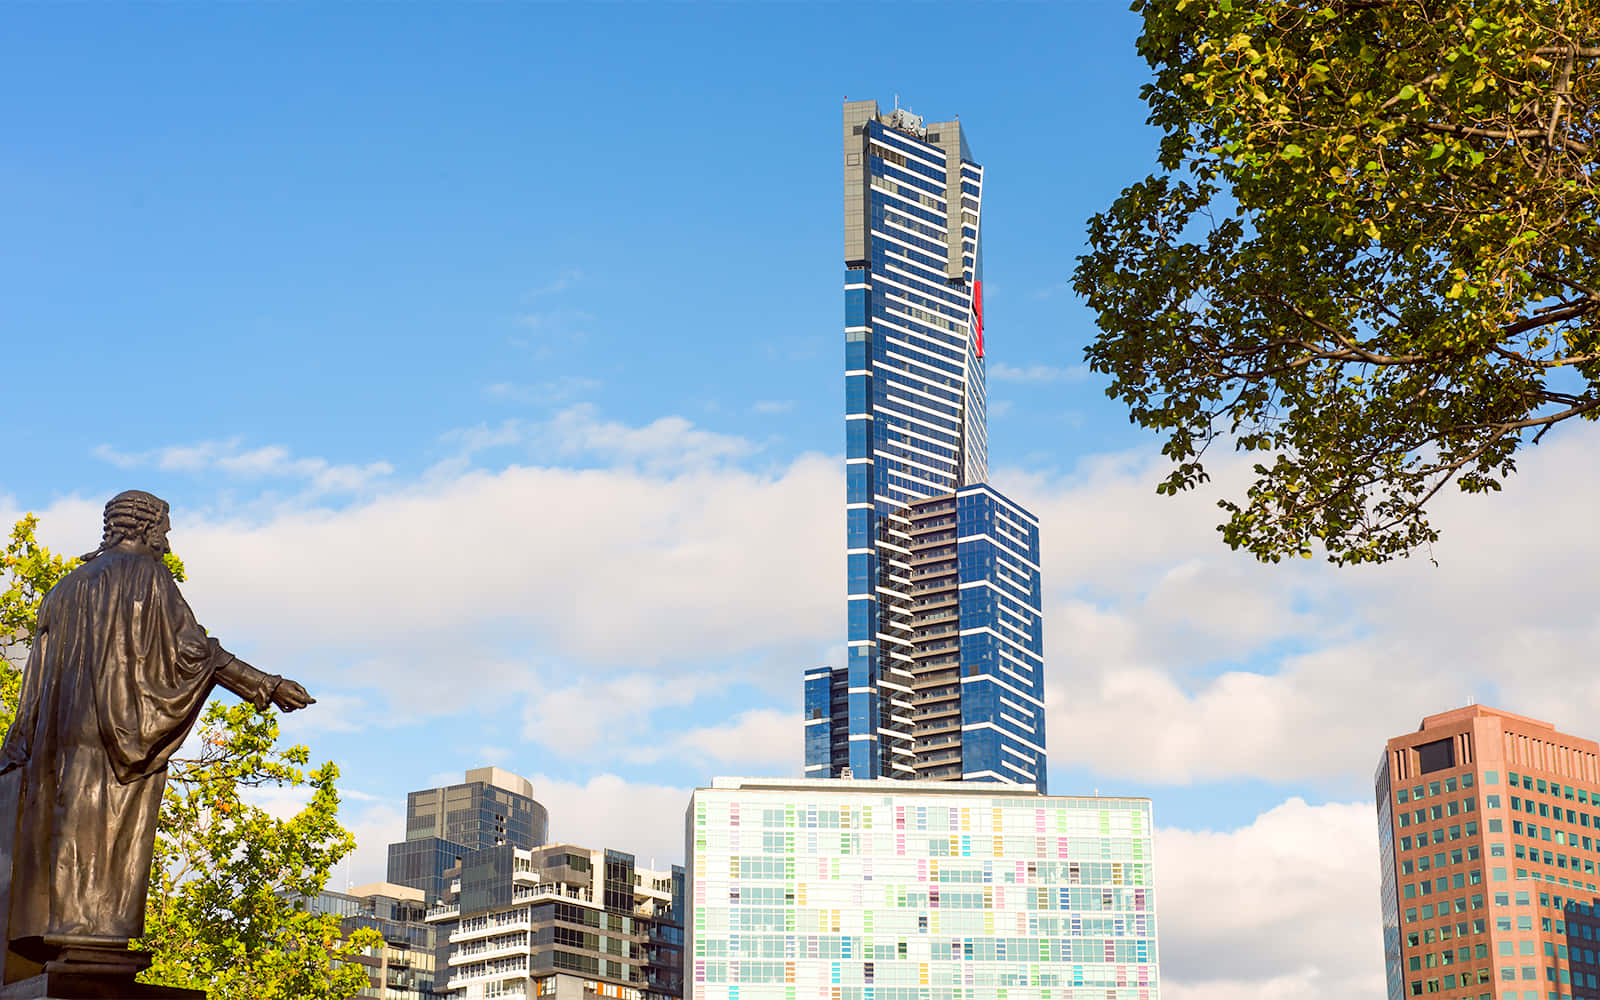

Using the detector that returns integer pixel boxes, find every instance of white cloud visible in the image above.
[676,709,802,770]
[1158,799,1384,1000]
[980,424,1600,785]
[94,441,232,471]
[485,376,601,404]
[527,268,582,299]
[539,404,753,468]
[33,413,1600,789]
[987,362,1087,384]
[242,782,316,821]
[436,405,755,474]
[437,419,525,460]
[11,410,839,725]
[520,671,733,751]
[1164,970,1355,1000]
[532,774,692,869]
[751,400,794,415]
[1044,635,1450,784]
[516,308,593,330]
[509,303,593,358]
[340,803,407,888]
[276,692,374,738]
[92,440,392,496]
[336,775,692,888]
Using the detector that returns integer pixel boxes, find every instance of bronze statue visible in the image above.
[0,490,314,992]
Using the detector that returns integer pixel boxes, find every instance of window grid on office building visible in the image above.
[688,783,1159,1000]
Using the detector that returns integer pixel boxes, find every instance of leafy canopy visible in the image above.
[0,516,376,1000]
[139,702,377,1000]
[1074,0,1600,564]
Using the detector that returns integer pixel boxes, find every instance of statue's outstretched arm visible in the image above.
[213,647,315,713]
[212,648,279,711]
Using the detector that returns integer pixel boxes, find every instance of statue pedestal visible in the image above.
[0,972,203,999]
[0,940,202,1000]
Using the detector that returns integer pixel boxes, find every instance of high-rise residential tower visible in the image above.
[425,842,684,1000]
[805,99,1046,790]
[1377,705,1600,1000]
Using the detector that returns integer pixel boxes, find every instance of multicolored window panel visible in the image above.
[687,779,1160,1000]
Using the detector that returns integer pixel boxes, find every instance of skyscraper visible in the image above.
[387,766,549,904]
[805,99,1046,790]
[1376,705,1600,1000]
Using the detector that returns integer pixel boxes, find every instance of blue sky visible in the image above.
[8,6,1600,998]
[4,3,1154,482]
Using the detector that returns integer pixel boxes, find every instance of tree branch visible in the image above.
[1534,45,1600,58]
[1427,121,1592,156]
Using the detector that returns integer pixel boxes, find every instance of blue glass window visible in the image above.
[846,464,871,504]
[846,421,870,460]
[845,375,869,415]
[845,288,869,328]
[845,338,868,371]
[847,509,872,549]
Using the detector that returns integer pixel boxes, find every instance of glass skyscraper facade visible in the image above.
[686,777,1160,1000]
[806,99,1046,790]
[388,766,549,906]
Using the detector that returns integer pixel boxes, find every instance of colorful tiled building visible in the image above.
[686,777,1159,1000]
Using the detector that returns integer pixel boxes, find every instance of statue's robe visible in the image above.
[0,548,278,953]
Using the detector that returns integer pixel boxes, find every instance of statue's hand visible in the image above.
[271,678,316,713]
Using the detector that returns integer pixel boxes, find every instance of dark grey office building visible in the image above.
[403,765,549,853]
[386,767,549,905]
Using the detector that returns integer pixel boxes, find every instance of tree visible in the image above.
[1074,0,1600,564]
[139,703,378,1000]
[0,515,376,999]
[0,515,76,733]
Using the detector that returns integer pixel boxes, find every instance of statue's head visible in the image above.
[84,490,172,561]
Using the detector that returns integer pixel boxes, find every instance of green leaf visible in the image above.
[1074,0,1600,565]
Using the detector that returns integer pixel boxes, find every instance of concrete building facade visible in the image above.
[305,881,442,999]
[426,842,684,1000]
[1378,705,1600,1000]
